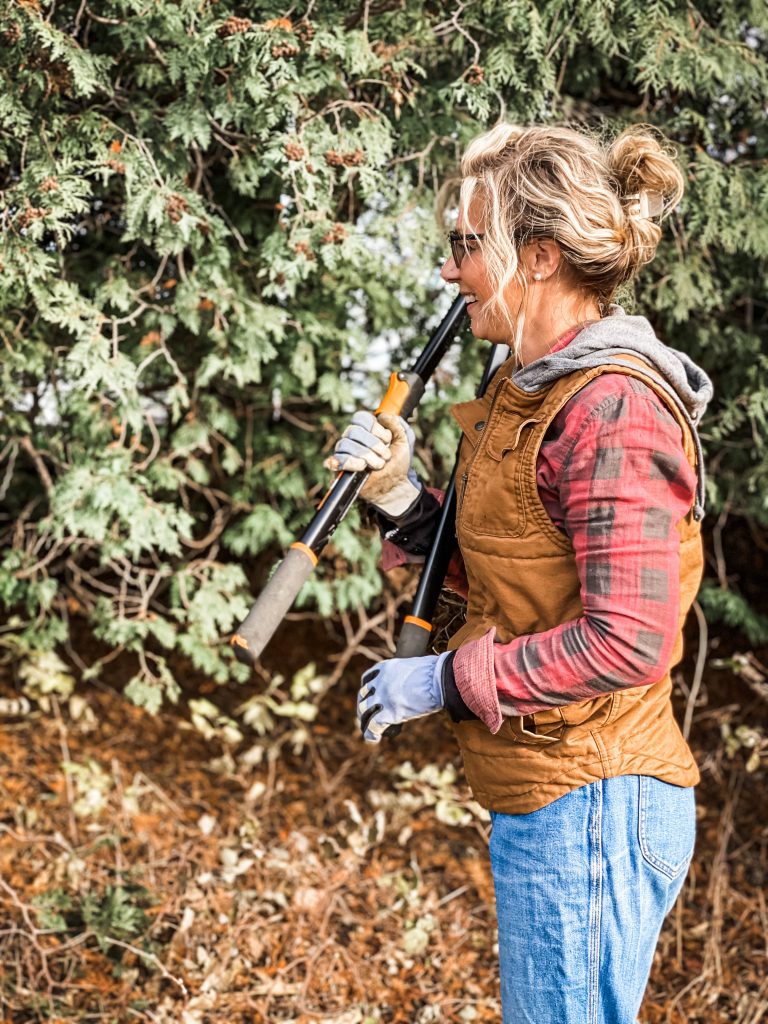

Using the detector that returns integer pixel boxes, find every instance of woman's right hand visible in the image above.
[324,411,422,517]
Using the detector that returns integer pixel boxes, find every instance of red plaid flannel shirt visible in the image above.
[384,337,698,730]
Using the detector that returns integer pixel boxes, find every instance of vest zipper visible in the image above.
[459,472,468,510]
[456,380,509,527]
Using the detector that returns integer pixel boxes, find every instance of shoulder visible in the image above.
[547,371,680,447]
[570,372,676,424]
[538,370,696,506]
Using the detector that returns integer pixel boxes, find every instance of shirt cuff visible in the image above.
[451,627,504,733]
[381,538,412,571]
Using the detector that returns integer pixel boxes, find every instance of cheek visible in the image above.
[502,275,526,311]
[464,257,490,294]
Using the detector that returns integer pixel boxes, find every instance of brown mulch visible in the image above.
[0,646,767,1023]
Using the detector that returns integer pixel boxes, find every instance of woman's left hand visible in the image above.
[357,653,451,742]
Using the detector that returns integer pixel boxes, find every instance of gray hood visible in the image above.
[513,305,714,519]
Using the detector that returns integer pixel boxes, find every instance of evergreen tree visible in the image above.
[1,1,766,709]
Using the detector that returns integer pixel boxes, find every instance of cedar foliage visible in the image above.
[1,1,767,709]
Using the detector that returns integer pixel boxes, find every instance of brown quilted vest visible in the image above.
[446,354,702,814]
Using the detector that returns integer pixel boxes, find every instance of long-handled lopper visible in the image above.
[230,296,469,667]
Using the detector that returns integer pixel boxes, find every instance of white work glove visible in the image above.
[357,652,452,742]
[324,411,422,517]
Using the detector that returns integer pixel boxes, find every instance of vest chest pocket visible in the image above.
[458,414,544,539]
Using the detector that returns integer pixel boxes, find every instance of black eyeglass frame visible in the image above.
[448,231,485,268]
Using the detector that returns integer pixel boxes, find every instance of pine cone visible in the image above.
[342,149,365,167]
[264,18,293,32]
[295,20,315,43]
[284,142,305,161]
[104,158,126,174]
[322,224,347,244]
[166,194,189,223]
[3,23,21,44]
[293,241,315,260]
[464,64,484,85]
[39,177,59,192]
[324,150,345,168]
[217,16,252,38]
[271,43,300,59]
[16,206,49,229]
[48,63,73,94]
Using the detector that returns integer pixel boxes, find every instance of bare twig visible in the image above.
[51,697,80,846]
[97,934,188,995]
[0,876,56,991]
[18,436,54,496]
[712,501,731,590]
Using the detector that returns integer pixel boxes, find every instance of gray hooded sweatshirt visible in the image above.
[512,305,714,520]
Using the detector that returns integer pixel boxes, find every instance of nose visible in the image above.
[441,255,460,284]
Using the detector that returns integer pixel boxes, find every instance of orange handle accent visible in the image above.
[404,615,432,632]
[316,472,343,510]
[230,633,249,650]
[375,372,410,417]
[290,541,319,566]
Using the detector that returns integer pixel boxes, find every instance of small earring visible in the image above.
[533,273,542,281]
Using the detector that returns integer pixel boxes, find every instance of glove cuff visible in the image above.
[440,651,480,724]
[370,478,422,518]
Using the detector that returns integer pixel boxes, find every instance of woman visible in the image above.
[327,123,712,1023]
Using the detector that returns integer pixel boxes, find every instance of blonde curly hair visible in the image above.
[450,123,685,353]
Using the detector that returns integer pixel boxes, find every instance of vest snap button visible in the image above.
[474,420,486,431]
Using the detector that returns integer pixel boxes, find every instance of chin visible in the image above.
[470,321,507,345]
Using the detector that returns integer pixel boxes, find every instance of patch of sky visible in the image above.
[342,200,463,407]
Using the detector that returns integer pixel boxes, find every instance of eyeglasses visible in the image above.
[448,231,484,268]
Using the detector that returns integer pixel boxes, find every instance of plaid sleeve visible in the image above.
[451,375,698,732]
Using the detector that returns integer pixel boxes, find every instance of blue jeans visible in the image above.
[489,775,695,1024]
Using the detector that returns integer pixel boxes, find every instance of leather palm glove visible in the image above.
[357,653,452,742]
[324,411,421,517]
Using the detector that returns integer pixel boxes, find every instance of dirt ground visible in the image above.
[1,620,767,1024]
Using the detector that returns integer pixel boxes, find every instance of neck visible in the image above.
[518,290,602,366]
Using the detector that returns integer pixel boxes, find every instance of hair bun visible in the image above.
[608,126,685,218]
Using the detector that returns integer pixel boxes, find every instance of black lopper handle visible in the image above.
[230,297,469,669]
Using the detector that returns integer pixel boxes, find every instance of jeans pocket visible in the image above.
[638,776,696,879]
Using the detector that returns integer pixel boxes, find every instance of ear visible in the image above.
[525,239,561,280]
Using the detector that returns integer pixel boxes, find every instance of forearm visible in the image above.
[452,593,680,730]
